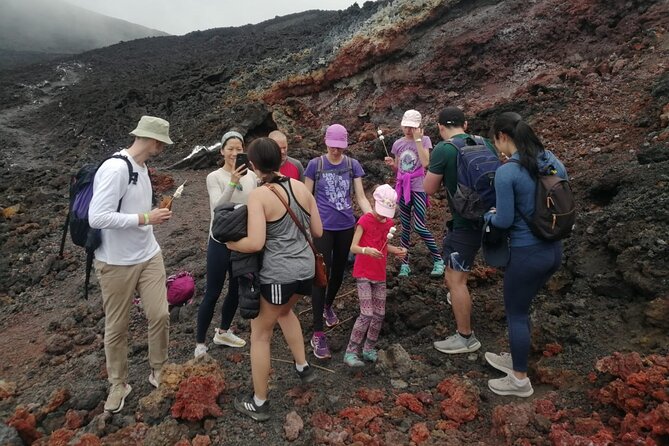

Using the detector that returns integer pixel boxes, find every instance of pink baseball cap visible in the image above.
[401,109,422,128]
[373,184,397,218]
[324,124,348,149]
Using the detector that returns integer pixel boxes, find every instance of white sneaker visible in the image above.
[488,375,534,397]
[485,352,514,375]
[433,332,481,354]
[104,383,132,413]
[148,370,161,388]
[194,344,208,357]
[213,328,246,348]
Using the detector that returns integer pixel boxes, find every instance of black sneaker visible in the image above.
[234,395,270,422]
[296,364,316,384]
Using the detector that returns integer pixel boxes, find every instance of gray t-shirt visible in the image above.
[259,181,315,284]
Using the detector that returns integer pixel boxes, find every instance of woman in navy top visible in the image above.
[483,112,568,398]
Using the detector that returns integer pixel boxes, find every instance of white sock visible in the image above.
[253,394,266,407]
[295,362,308,372]
[511,374,529,385]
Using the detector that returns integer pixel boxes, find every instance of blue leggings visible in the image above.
[196,237,239,343]
[398,191,442,264]
[503,242,562,372]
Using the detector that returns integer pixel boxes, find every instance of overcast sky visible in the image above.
[65,0,370,35]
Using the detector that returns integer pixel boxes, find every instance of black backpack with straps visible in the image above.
[508,158,576,241]
[59,155,138,299]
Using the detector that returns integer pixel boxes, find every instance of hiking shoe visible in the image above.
[485,352,514,375]
[398,264,410,277]
[310,334,331,359]
[296,364,317,384]
[433,332,481,354]
[343,352,364,367]
[213,328,246,348]
[488,375,534,397]
[104,383,132,413]
[194,344,208,357]
[234,395,270,422]
[148,370,161,389]
[362,349,378,362]
[323,306,339,327]
[431,260,445,277]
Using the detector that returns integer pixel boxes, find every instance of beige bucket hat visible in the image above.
[130,116,173,144]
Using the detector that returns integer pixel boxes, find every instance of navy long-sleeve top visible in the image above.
[485,150,568,247]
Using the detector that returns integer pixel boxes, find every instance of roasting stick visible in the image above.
[297,288,356,316]
[240,353,335,373]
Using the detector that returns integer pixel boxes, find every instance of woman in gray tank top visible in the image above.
[226,137,323,422]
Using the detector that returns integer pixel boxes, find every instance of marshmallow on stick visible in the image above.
[378,129,390,157]
[162,181,186,210]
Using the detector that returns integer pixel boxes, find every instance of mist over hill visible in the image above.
[0,0,169,69]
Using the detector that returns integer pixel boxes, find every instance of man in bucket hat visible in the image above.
[88,115,174,413]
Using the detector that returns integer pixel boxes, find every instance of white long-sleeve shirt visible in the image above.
[88,149,160,265]
[206,167,257,237]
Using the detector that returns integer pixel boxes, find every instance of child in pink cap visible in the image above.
[384,109,444,278]
[344,184,407,367]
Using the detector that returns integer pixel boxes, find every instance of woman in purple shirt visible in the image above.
[304,123,372,359]
[384,109,444,278]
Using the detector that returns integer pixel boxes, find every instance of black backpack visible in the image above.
[447,135,501,221]
[59,155,137,299]
[509,159,576,241]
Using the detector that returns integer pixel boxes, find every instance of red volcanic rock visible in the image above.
[311,411,335,431]
[549,423,615,446]
[41,388,71,417]
[339,405,384,430]
[395,393,425,415]
[192,434,212,446]
[39,428,74,446]
[173,440,190,446]
[286,387,314,406]
[542,342,563,357]
[436,377,479,425]
[64,409,85,429]
[72,433,102,446]
[99,423,149,445]
[595,352,644,379]
[356,387,385,404]
[226,353,244,364]
[150,169,174,195]
[534,365,578,389]
[171,375,225,421]
[7,406,41,444]
[409,422,430,444]
[415,391,433,405]
[283,411,304,441]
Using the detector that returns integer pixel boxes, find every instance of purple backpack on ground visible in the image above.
[166,271,196,306]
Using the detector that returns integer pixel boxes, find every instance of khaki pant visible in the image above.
[95,252,169,385]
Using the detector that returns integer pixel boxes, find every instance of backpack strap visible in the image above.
[505,158,534,226]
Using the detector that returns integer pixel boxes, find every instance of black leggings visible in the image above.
[312,227,355,332]
[196,237,239,343]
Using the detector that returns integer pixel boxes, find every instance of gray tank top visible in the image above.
[259,181,315,284]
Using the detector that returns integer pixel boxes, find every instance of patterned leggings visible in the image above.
[399,191,442,264]
[346,279,386,354]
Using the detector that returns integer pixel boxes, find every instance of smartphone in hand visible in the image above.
[234,153,250,173]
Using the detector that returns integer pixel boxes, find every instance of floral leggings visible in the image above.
[399,191,442,264]
[346,279,386,354]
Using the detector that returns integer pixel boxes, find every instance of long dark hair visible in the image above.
[492,112,544,177]
[247,137,285,183]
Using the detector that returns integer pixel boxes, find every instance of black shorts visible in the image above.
[260,279,313,306]
[442,229,482,273]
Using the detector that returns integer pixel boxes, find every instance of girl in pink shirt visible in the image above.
[344,184,407,367]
